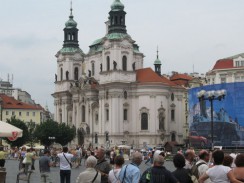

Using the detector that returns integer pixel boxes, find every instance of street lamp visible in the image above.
[197,89,226,150]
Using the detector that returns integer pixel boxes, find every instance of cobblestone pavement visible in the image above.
[5,158,175,183]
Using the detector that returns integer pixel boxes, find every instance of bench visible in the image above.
[16,170,33,183]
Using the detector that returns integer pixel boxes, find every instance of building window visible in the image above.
[171,93,174,101]
[82,106,85,122]
[106,109,109,121]
[171,133,176,141]
[107,56,110,71]
[6,111,9,115]
[124,109,127,121]
[122,56,127,71]
[27,112,29,116]
[236,61,240,67]
[141,113,148,130]
[105,132,109,141]
[19,112,22,116]
[95,133,98,144]
[33,112,35,116]
[74,67,79,80]
[171,109,175,121]
[92,62,95,76]
[220,77,226,83]
[12,111,15,116]
[159,112,165,130]
[60,68,63,81]
[106,90,109,100]
[124,91,127,99]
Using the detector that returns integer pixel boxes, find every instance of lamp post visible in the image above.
[197,89,226,150]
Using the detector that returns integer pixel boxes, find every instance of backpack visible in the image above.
[189,162,206,183]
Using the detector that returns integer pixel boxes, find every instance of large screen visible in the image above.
[189,82,244,147]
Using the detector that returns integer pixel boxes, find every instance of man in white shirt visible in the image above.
[196,150,211,183]
[57,147,74,183]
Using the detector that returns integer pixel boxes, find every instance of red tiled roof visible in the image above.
[136,68,178,86]
[0,94,42,110]
[170,74,193,81]
[212,59,233,70]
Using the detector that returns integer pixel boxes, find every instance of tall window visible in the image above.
[122,56,127,71]
[141,113,148,130]
[106,109,109,121]
[107,56,110,71]
[171,133,176,141]
[171,109,175,121]
[74,67,79,80]
[60,68,63,81]
[82,106,85,122]
[124,109,128,121]
[92,62,95,76]
[95,134,98,144]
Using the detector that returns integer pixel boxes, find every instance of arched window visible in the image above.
[159,112,165,130]
[82,106,85,122]
[74,67,79,80]
[95,133,98,144]
[171,133,176,141]
[141,113,148,130]
[122,56,127,71]
[171,109,175,121]
[60,68,63,81]
[107,56,110,71]
[92,62,95,76]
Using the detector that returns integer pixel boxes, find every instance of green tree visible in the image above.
[34,119,59,147]
[55,123,76,146]
[34,119,76,147]
[4,117,29,147]
[26,121,38,147]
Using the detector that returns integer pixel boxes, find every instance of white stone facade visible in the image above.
[52,1,186,148]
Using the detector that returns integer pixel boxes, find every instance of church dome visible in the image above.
[65,7,77,28]
[154,58,161,65]
[111,0,124,11]
[65,15,77,28]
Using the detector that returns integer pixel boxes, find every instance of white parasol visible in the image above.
[0,121,23,141]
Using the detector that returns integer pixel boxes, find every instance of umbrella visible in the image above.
[117,145,131,149]
[0,121,23,141]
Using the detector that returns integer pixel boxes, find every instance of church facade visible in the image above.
[52,0,187,148]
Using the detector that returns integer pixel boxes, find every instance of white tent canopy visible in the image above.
[0,121,23,140]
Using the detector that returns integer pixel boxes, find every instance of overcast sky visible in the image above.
[1,0,244,113]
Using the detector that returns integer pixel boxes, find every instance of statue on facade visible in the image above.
[100,63,103,72]
[66,71,69,80]
[113,60,117,70]
[159,112,165,130]
[55,74,57,82]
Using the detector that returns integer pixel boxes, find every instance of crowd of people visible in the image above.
[1,145,244,183]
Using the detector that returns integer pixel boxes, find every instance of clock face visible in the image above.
[171,93,174,101]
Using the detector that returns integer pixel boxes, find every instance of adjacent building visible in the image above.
[52,0,187,148]
[0,94,43,124]
[206,53,244,84]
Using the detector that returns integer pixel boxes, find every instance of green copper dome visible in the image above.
[154,58,161,65]
[65,8,77,28]
[111,0,124,11]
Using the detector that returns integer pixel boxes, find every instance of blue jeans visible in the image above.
[60,170,71,183]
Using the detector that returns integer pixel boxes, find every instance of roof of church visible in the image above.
[0,94,42,110]
[170,73,193,81]
[136,68,178,86]
[212,59,233,70]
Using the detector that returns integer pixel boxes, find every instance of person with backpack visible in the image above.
[140,152,178,183]
[196,150,211,183]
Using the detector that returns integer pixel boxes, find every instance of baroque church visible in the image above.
[52,0,187,148]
